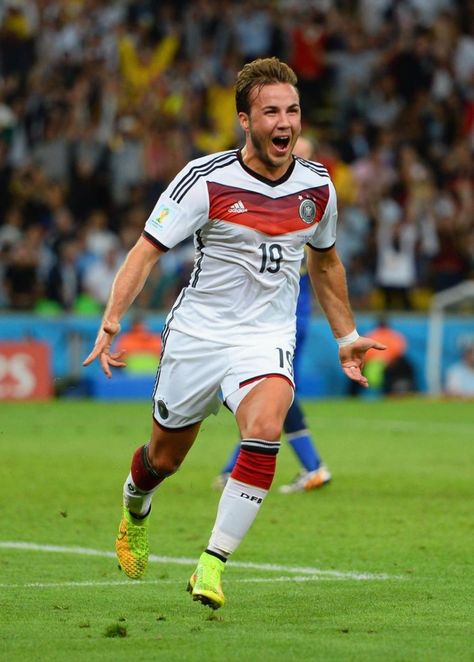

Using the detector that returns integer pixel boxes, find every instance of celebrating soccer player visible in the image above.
[84,57,385,610]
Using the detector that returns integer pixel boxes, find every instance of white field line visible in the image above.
[0,541,402,582]
[0,576,352,590]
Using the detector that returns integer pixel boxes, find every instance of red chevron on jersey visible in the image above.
[207,182,330,236]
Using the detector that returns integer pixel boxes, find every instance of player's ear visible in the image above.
[238,112,250,132]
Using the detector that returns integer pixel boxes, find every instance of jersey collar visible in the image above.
[237,149,296,187]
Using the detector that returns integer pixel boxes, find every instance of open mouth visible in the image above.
[272,136,291,153]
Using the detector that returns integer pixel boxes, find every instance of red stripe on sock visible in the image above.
[131,446,162,492]
[231,448,277,490]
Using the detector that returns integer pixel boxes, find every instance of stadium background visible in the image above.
[0,0,473,399]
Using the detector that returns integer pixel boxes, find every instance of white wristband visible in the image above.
[336,329,359,347]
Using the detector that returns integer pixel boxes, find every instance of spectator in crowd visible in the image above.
[68,123,110,220]
[349,315,415,396]
[337,115,371,164]
[346,254,374,310]
[365,315,415,395]
[375,213,418,310]
[45,237,82,311]
[4,240,41,310]
[0,205,23,252]
[115,314,162,375]
[289,9,329,114]
[83,244,123,307]
[83,209,119,258]
[445,342,474,397]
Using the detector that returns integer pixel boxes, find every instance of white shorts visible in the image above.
[152,329,295,428]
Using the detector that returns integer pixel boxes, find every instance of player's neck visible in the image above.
[240,146,293,182]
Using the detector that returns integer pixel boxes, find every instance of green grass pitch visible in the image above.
[1,398,473,661]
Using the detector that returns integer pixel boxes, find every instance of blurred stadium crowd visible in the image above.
[0,0,472,314]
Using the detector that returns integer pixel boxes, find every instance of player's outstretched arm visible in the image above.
[306,246,385,387]
[83,236,162,377]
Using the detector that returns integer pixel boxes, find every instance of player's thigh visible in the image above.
[152,329,227,428]
[221,339,295,440]
[235,376,294,440]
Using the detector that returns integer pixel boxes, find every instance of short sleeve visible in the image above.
[143,164,209,251]
[307,179,337,251]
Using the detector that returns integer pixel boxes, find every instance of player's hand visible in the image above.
[338,336,386,388]
[82,320,126,378]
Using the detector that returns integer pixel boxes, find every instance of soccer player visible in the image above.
[83,57,385,610]
[214,135,332,494]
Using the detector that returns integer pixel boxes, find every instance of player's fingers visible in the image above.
[108,357,126,368]
[343,364,359,378]
[109,350,126,362]
[83,331,112,363]
[357,375,369,388]
[370,341,387,351]
[107,350,126,368]
[82,348,100,366]
[342,363,369,388]
[99,353,112,378]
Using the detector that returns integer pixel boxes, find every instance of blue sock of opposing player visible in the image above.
[286,431,321,472]
[284,399,321,472]
[220,442,241,474]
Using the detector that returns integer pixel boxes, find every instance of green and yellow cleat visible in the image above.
[187,552,225,610]
[115,506,150,579]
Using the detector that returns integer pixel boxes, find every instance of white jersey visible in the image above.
[143,149,337,346]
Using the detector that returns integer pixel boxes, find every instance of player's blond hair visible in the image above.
[235,57,298,115]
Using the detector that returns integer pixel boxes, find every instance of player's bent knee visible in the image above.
[147,454,182,479]
[246,422,282,442]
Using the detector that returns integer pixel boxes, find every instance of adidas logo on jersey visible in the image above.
[228,200,248,214]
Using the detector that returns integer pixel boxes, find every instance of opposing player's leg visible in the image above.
[190,376,293,609]
[279,397,332,493]
[284,397,321,469]
[117,420,201,579]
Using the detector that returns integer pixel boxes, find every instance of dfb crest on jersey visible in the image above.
[299,198,316,224]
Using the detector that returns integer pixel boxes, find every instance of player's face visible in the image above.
[239,83,301,178]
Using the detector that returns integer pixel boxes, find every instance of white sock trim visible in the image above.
[123,473,157,516]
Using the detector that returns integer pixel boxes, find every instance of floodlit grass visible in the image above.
[1,398,473,661]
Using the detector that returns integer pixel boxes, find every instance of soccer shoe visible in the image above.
[278,465,332,494]
[115,505,150,579]
[187,552,225,610]
[211,472,230,491]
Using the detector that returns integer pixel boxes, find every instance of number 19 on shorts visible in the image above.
[277,347,294,376]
